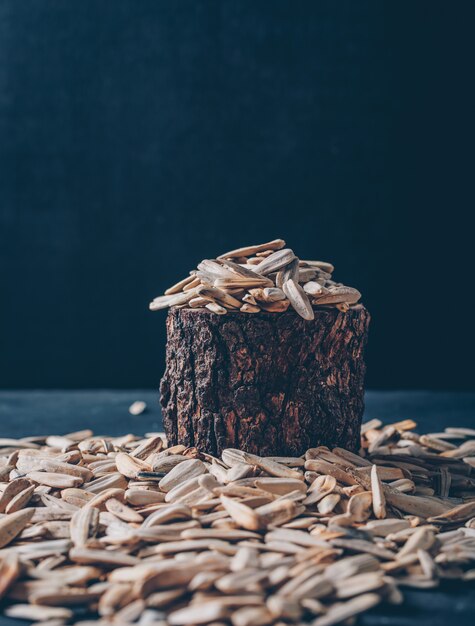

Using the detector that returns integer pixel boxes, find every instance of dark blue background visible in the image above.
[1,1,473,390]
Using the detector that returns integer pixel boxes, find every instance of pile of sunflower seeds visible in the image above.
[1,420,474,625]
[149,239,362,320]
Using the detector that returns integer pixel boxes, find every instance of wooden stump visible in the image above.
[160,305,370,456]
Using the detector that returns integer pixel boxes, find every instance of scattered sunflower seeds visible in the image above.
[0,420,474,624]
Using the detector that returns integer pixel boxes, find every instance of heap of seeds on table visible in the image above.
[0,420,474,625]
[150,239,362,320]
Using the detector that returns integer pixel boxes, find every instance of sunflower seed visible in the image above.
[364,519,411,536]
[0,553,20,599]
[370,465,386,519]
[262,287,286,301]
[189,296,210,308]
[197,259,236,278]
[149,289,198,311]
[0,478,32,513]
[311,593,382,626]
[129,400,147,416]
[219,259,274,283]
[115,453,150,479]
[260,300,291,312]
[418,548,438,579]
[428,500,475,524]
[205,301,227,315]
[159,459,207,493]
[4,605,73,621]
[255,478,307,496]
[220,495,260,531]
[70,506,99,546]
[318,493,341,514]
[276,257,299,287]
[218,239,286,259]
[27,472,83,489]
[398,527,436,558]
[197,286,242,309]
[334,572,385,598]
[314,286,362,306]
[283,279,314,320]
[230,606,272,626]
[214,277,271,290]
[303,281,327,296]
[0,508,35,548]
[69,547,139,566]
[301,260,335,273]
[168,601,229,625]
[240,303,261,313]
[346,491,373,523]
[4,485,35,514]
[105,497,144,523]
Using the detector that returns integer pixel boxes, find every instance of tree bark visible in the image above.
[160,305,370,456]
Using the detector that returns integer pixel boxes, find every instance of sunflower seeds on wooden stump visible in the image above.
[0,419,474,624]
[156,240,369,457]
[150,239,362,320]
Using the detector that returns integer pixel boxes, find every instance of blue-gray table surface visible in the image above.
[0,390,474,625]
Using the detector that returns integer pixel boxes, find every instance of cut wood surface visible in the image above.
[160,305,370,456]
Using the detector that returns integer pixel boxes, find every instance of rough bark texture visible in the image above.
[160,305,370,456]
